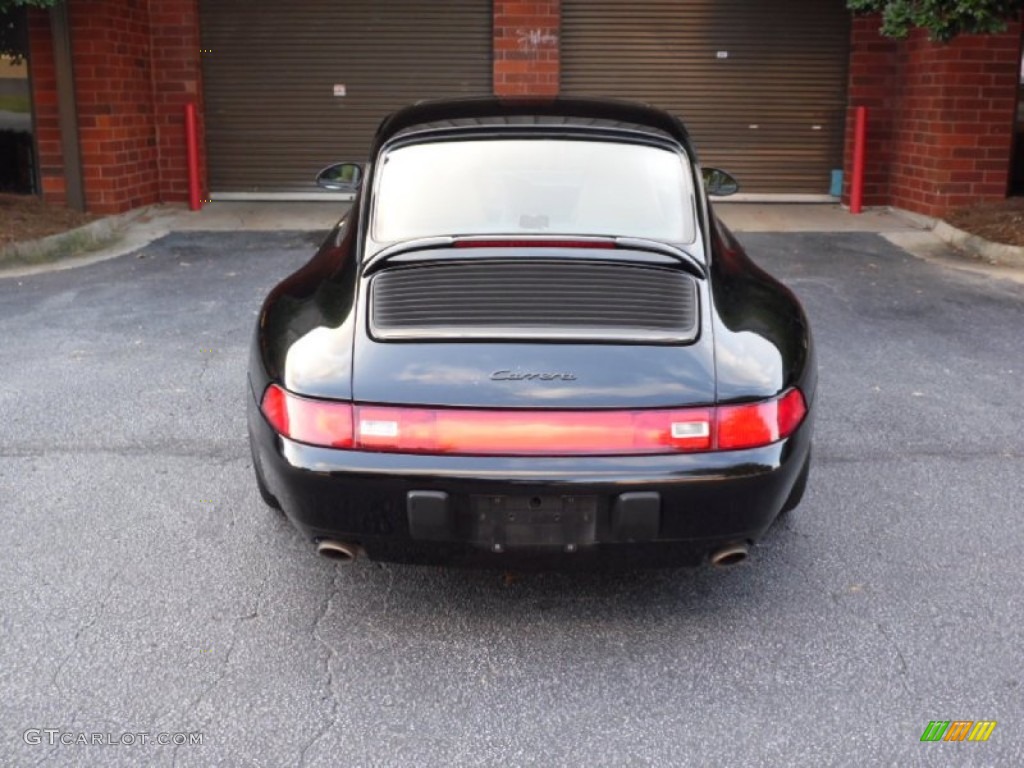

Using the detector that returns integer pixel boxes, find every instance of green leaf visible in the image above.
[846,0,1024,41]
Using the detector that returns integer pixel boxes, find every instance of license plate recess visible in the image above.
[469,494,598,550]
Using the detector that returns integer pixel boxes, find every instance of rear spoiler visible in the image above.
[363,235,706,279]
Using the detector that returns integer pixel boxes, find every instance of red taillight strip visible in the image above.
[354,405,712,455]
[453,239,616,249]
[260,385,807,455]
[716,388,807,450]
[261,385,354,449]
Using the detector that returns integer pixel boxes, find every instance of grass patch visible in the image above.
[1,192,96,255]
[0,229,120,269]
[0,94,31,113]
[946,198,1024,248]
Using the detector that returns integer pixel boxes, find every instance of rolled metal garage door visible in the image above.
[199,0,491,194]
[561,0,851,194]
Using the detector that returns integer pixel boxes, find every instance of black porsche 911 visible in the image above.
[247,97,816,569]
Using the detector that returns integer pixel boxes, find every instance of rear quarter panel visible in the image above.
[708,212,817,405]
[249,205,361,402]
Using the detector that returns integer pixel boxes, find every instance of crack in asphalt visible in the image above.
[1,443,249,462]
[170,570,272,768]
[299,567,342,768]
[197,353,211,384]
[783,553,913,697]
[31,743,61,766]
[29,708,82,767]
[873,621,912,696]
[31,736,63,767]
[50,564,126,696]
[815,448,1023,464]
[235,574,270,624]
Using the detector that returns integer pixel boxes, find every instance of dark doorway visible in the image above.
[1012,33,1024,194]
[1,7,35,195]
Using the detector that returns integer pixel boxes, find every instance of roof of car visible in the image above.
[372,97,694,154]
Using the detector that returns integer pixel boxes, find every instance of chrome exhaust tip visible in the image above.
[316,539,360,564]
[710,543,749,568]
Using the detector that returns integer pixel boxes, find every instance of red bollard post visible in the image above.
[185,102,202,211]
[850,106,867,215]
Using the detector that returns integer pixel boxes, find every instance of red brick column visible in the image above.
[842,15,900,208]
[493,0,560,97]
[150,0,205,205]
[844,15,1021,217]
[891,26,1020,215]
[26,11,67,206]
[27,0,204,214]
[68,0,160,213]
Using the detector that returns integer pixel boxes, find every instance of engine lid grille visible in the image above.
[369,259,699,342]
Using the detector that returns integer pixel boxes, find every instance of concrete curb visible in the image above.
[0,206,152,268]
[0,200,341,280]
[932,219,1024,269]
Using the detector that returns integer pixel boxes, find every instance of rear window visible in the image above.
[372,138,696,244]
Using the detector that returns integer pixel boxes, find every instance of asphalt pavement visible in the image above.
[0,227,1021,766]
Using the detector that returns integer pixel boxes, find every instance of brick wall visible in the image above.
[27,0,204,214]
[27,4,1019,216]
[493,0,560,97]
[150,0,205,206]
[26,11,65,206]
[70,0,159,213]
[845,15,1021,217]
[843,16,900,208]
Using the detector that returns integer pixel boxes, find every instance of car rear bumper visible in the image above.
[247,392,812,569]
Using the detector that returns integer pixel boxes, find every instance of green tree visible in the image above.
[848,0,1024,41]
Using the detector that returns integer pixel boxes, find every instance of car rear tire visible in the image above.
[779,448,811,516]
[255,467,282,510]
[250,437,282,511]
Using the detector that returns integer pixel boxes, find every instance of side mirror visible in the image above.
[316,162,363,192]
[703,168,740,197]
